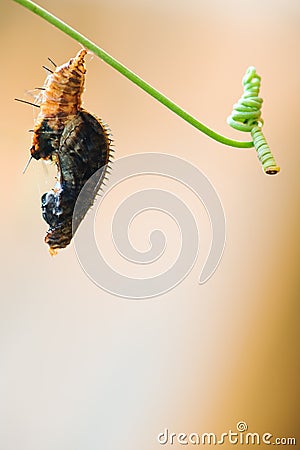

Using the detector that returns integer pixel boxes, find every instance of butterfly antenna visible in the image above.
[23,155,33,174]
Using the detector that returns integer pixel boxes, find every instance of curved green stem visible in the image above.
[13,0,254,149]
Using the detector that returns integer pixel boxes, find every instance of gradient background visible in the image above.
[1,0,299,448]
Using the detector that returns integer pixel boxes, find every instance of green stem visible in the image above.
[13,0,254,149]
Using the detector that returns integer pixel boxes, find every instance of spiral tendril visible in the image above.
[227,66,280,175]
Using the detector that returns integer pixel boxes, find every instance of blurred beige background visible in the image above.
[1,0,299,449]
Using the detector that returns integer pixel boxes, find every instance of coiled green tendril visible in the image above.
[227,67,280,175]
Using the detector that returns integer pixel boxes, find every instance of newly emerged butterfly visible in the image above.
[19,49,113,255]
